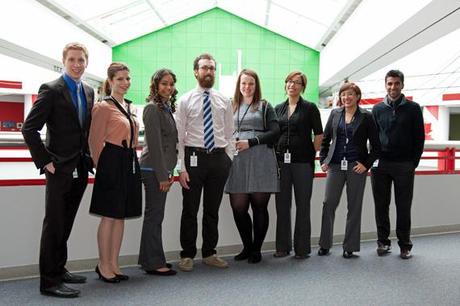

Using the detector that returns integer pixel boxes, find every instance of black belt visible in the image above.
[186,146,226,154]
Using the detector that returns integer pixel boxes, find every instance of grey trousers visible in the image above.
[138,171,168,270]
[275,162,314,256]
[319,162,367,252]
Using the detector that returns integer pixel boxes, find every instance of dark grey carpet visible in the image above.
[1,233,460,306]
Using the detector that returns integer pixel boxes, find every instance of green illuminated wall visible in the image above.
[112,8,319,106]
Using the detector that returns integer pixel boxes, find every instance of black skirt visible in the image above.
[90,142,142,219]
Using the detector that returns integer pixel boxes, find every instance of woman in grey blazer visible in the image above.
[318,82,380,258]
[138,69,178,275]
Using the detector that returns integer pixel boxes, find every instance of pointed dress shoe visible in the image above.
[62,271,87,284]
[145,268,177,276]
[248,252,262,264]
[234,249,251,261]
[115,273,129,281]
[317,248,330,256]
[40,284,80,298]
[95,266,120,283]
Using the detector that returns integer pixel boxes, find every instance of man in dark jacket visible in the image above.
[371,70,425,260]
[22,42,94,297]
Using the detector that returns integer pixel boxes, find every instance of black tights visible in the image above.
[230,193,270,253]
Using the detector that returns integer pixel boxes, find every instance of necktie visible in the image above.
[203,91,215,151]
[76,83,84,126]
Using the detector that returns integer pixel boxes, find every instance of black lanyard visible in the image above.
[109,96,135,149]
[235,102,253,139]
[341,111,356,153]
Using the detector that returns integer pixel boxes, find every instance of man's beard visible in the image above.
[198,74,215,88]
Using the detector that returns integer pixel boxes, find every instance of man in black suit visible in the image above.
[22,42,95,298]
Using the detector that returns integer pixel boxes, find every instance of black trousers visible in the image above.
[40,163,88,290]
[180,148,231,258]
[371,160,415,251]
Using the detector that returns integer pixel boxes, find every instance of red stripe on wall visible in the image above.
[442,93,460,101]
[0,80,22,89]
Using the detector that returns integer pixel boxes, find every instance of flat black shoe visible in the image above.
[294,254,309,259]
[234,249,251,261]
[62,271,86,284]
[95,266,120,283]
[115,274,129,281]
[40,284,80,298]
[343,251,354,259]
[273,251,290,258]
[317,248,330,256]
[248,252,262,264]
[145,269,177,276]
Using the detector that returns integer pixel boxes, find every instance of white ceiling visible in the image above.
[38,0,356,49]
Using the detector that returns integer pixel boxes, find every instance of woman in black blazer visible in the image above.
[318,82,380,258]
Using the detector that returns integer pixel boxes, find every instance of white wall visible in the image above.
[1,174,460,268]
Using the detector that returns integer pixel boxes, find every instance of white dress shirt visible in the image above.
[176,86,235,170]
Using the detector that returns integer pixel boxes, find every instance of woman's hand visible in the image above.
[321,163,329,172]
[353,161,367,174]
[159,180,171,192]
[235,140,250,152]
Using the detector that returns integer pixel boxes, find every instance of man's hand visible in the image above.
[321,163,329,172]
[179,171,190,189]
[44,162,55,174]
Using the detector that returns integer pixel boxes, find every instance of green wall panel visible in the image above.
[112,8,320,106]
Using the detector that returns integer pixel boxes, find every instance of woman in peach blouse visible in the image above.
[89,62,141,283]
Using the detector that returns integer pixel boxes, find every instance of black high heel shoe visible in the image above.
[115,273,129,281]
[95,266,120,283]
[234,249,251,261]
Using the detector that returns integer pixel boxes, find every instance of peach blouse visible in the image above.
[89,99,139,166]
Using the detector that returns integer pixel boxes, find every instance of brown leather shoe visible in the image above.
[400,250,412,259]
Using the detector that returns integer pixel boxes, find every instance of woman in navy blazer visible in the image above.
[318,82,380,258]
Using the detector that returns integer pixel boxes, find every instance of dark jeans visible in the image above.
[40,166,87,290]
[371,160,415,251]
[180,148,231,258]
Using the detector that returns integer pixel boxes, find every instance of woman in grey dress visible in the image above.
[225,69,280,263]
[138,69,178,276]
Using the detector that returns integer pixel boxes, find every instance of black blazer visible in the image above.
[320,107,381,170]
[22,76,95,174]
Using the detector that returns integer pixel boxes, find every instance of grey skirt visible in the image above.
[225,144,280,194]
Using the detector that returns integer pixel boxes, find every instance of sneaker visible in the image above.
[178,257,194,272]
[202,255,229,268]
[376,243,391,256]
[400,250,412,259]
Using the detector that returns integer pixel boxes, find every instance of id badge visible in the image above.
[373,159,379,168]
[341,159,348,171]
[190,152,198,167]
[72,168,78,178]
[284,150,291,164]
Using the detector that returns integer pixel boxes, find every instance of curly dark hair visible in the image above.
[146,68,177,113]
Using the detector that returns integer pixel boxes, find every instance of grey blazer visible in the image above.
[139,102,178,182]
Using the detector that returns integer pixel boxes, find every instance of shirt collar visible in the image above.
[63,72,81,91]
[196,85,212,94]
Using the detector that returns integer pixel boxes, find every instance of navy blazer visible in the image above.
[320,107,381,170]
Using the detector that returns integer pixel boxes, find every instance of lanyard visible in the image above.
[235,101,253,138]
[342,111,356,153]
[110,95,134,149]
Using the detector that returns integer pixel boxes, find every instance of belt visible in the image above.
[186,146,226,154]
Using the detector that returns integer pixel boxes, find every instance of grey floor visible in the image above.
[1,233,460,306]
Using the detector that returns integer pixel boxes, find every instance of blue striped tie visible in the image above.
[203,90,215,151]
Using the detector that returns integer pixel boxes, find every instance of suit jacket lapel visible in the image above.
[82,82,94,128]
[351,108,364,136]
[332,108,342,137]
[57,77,81,126]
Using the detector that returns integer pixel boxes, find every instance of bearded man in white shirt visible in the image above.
[175,53,235,272]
